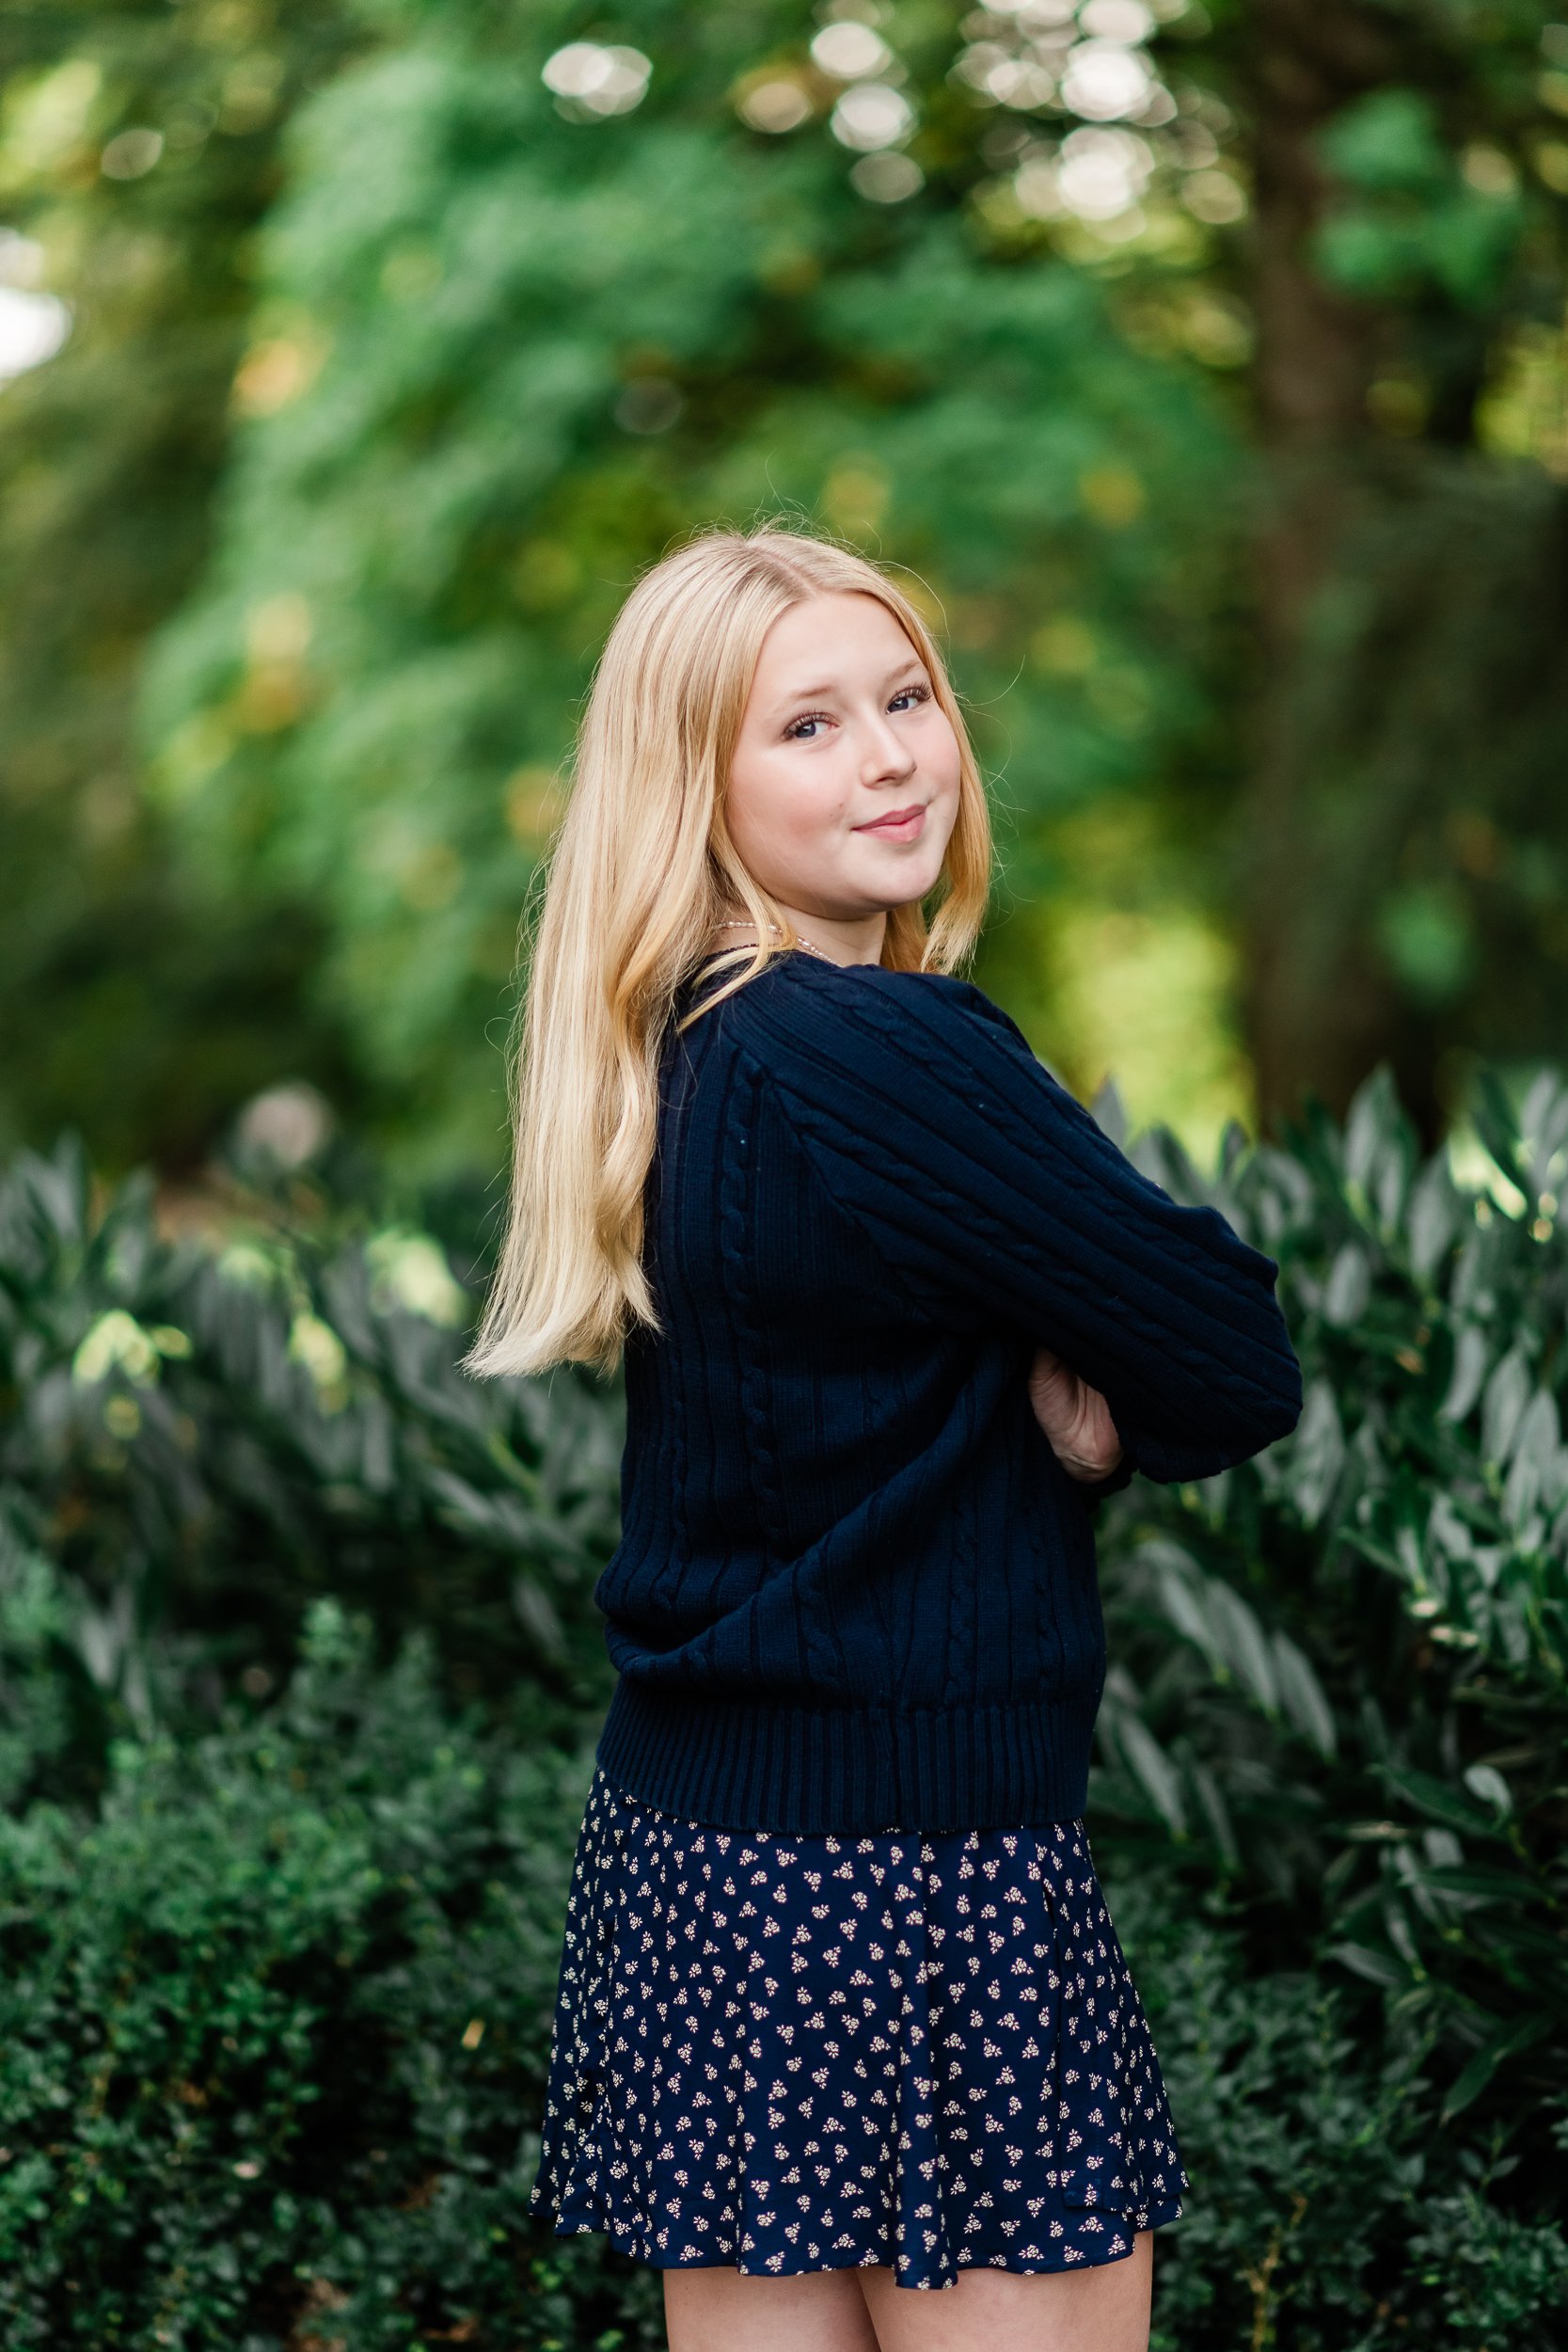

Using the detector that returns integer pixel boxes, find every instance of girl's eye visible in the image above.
[784,681,928,740]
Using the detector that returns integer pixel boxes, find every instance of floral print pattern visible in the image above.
[529,1764,1185,2290]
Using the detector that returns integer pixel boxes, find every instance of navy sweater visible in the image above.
[593,949,1302,1835]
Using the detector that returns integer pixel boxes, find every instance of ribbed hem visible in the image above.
[594,1677,1102,1835]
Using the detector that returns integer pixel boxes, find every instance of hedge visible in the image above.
[2,1062,1566,2345]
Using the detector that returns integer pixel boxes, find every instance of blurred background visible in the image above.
[6,8,1568,2347]
[4,0,1565,1190]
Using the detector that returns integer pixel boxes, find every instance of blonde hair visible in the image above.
[466,523,994,1380]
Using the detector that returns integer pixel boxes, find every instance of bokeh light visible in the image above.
[541,43,651,119]
[100,127,165,180]
[1041,125,1155,219]
[851,151,924,202]
[1059,40,1152,122]
[235,1082,332,1172]
[830,83,914,151]
[1079,0,1153,40]
[738,78,812,133]
[810,23,893,79]
[0,282,71,380]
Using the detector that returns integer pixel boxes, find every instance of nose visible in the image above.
[859,705,917,786]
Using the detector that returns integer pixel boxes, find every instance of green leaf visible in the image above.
[1438,1326,1489,1422]
[1472,1067,1525,1188]
[1378,1766,1500,1840]
[1406,1156,1460,1279]
[1284,1377,1345,1523]
[1327,1941,1409,1989]
[1323,1241,1373,1327]
[1207,1581,1279,1714]
[1272,1630,1337,1758]
[1481,1347,1530,1465]
[1440,2013,1553,2123]
[1115,1713,1188,1837]
[1460,1763,1513,1816]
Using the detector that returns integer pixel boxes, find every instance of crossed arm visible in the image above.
[751,974,1302,1489]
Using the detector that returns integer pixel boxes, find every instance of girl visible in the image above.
[470,525,1302,2352]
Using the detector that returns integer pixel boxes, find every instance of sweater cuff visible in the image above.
[1073,1450,1135,1504]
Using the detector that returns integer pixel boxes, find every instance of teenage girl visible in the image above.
[469,525,1302,2352]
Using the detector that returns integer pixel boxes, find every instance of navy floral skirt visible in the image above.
[528,1763,1186,2291]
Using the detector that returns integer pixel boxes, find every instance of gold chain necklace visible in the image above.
[712,918,837,964]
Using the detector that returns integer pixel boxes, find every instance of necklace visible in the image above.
[712,918,838,964]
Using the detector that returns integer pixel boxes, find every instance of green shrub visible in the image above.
[0,1597,657,2350]
[3,1588,1562,2349]
[4,1062,1568,2344]
[0,1137,621,1801]
[1086,1065,1568,2195]
[1108,1872,1568,2351]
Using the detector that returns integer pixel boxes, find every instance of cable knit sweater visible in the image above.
[592,947,1303,1834]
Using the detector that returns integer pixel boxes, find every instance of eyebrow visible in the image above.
[767,657,928,714]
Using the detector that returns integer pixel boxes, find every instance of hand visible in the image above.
[1027,1344,1125,1482]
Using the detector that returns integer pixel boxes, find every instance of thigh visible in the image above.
[664,2262,884,2352]
[854,2228,1153,2352]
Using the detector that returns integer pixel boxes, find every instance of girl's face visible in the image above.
[724,593,962,928]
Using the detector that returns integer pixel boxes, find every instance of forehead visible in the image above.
[752,591,918,687]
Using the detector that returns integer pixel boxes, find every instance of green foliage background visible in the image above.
[4,0,1566,1168]
[4,0,1568,2343]
[141,0,1239,1168]
[5,1070,1568,2345]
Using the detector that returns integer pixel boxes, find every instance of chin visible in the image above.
[879,850,948,898]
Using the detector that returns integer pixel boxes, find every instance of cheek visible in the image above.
[731,749,848,856]
[927,710,963,795]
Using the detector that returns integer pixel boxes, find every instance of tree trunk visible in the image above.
[1239,0,1406,1131]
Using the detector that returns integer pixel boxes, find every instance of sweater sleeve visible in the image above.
[745,967,1303,1486]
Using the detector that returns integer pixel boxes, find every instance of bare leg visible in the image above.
[663,2263,885,2352]
[660,2233,1152,2352]
[854,2230,1154,2352]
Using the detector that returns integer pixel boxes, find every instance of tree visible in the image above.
[6,0,1566,1169]
[0,0,360,1168]
[146,0,1240,1170]
[1217,1,1568,1132]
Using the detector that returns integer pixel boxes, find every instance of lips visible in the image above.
[855,803,927,834]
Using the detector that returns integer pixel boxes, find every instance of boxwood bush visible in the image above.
[0,1595,654,2350]
[1,1065,1566,2347]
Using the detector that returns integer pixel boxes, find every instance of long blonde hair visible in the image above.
[466,523,994,1380]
